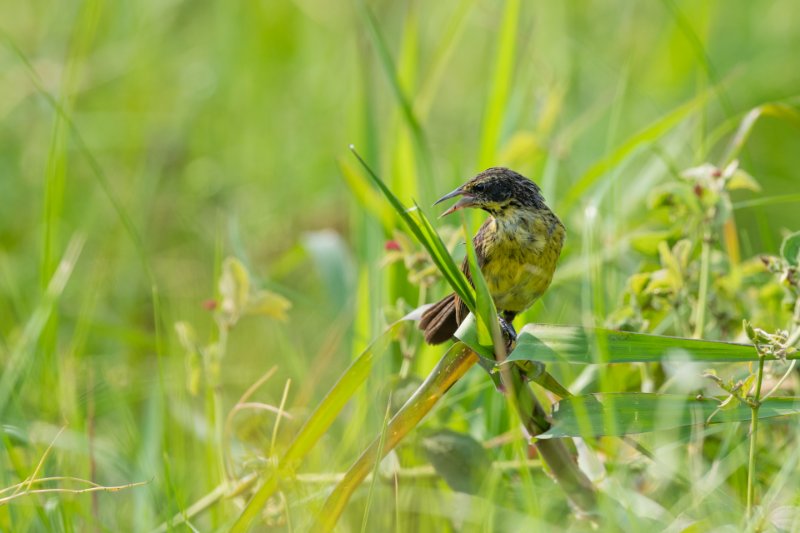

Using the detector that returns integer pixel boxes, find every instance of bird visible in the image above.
[418,167,566,345]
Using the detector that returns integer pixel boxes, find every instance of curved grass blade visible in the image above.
[349,147,476,312]
[0,236,84,415]
[719,102,800,166]
[560,90,712,212]
[539,393,800,438]
[314,343,479,532]
[229,321,402,532]
[462,217,501,347]
[506,324,773,365]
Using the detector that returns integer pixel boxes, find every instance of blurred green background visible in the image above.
[2,0,800,530]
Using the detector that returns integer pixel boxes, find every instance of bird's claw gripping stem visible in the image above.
[499,317,517,349]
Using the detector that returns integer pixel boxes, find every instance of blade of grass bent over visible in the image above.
[227,321,402,532]
[314,343,479,532]
[560,89,712,212]
[350,147,476,312]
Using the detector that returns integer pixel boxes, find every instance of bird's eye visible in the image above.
[473,183,486,192]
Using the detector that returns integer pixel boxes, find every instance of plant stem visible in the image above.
[503,364,597,512]
[746,351,766,519]
[492,332,596,512]
[693,231,711,338]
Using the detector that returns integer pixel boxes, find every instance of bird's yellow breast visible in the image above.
[478,209,565,313]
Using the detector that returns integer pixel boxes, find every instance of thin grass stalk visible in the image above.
[505,367,597,512]
[229,325,399,533]
[359,398,393,533]
[746,352,766,519]
[315,344,478,532]
[693,230,712,338]
[494,339,597,513]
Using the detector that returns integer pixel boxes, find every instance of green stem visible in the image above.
[693,231,711,338]
[746,352,766,519]
[503,365,597,511]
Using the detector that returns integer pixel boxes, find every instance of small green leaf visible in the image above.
[780,231,800,267]
[246,290,291,321]
[506,324,779,364]
[539,393,800,438]
[420,429,491,494]
[726,169,761,192]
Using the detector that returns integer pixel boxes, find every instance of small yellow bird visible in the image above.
[419,167,566,344]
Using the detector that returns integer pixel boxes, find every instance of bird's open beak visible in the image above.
[434,187,477,217]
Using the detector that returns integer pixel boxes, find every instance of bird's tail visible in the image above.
[418,293,458,345]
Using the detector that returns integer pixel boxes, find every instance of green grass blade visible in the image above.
[230,322,400,532]
[359,3,433,190]
[540,393,800,438]
[412,204,475,309]
[720,102,800,165]
[477,0,520,168]
[339,159,395,234]
[350,148,476,311]
[733,193,800,210]
[0,236,84,415]
[416,0,475,119]
[315,343,479,532]
[559,90,712,211]
[506,324,768,365]
[462,218,500,347]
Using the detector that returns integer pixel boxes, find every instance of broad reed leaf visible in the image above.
[505,324,776,365]
[539,393,800,438]
[455,315,571,397]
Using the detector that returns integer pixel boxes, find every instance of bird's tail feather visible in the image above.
[418,293,458,344]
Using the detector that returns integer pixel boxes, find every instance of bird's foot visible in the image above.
[499,317,517,350]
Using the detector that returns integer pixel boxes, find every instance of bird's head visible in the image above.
[434,167,545,217]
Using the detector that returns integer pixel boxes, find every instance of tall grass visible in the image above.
[1,0,800,531]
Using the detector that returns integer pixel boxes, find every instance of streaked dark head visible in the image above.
[434,167,546,217]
